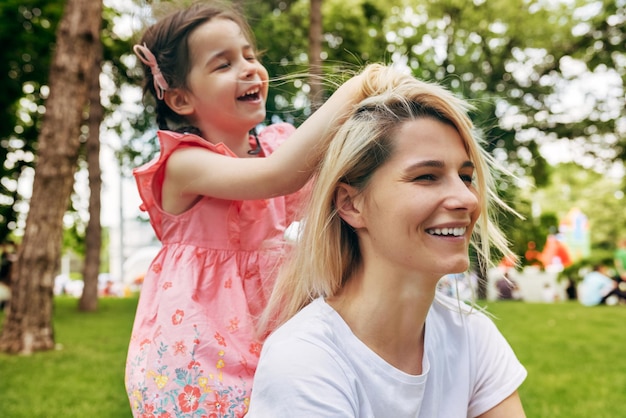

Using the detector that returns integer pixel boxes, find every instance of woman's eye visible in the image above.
[460,174,474,184]
[414,174,437,181]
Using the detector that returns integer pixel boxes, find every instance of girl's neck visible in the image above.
[197,126,256,158]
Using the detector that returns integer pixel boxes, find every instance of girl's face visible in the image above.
[351,117,480,281]
[183,18,269,135]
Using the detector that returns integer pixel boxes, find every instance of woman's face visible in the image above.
[351,117,480,281]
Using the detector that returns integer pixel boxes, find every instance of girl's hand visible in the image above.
[356,63,411,99]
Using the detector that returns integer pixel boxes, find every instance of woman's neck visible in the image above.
[326,269,437,375]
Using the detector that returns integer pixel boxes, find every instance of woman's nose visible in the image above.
[446,177,479,211]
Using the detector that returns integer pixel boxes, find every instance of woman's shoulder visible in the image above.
[250,299,361,416]
[265,298,335,344]
[264,298,358,360]
[430,293,496,331]
[255,299,358,386]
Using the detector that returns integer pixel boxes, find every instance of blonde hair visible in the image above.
[259,64,514,334]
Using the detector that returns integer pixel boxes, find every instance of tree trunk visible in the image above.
[308,0,323,110]
[0,0,103,354]
[79,39,104,312]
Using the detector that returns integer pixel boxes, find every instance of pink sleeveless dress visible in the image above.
[125,124,305,418]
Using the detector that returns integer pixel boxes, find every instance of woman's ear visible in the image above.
[335,183,365,229]
[164,88,194,116]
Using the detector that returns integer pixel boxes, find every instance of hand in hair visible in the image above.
[357,63,413,98]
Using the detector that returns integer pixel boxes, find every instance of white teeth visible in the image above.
[242,87,259,96]
[428,227,466,237]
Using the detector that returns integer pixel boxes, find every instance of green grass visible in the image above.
[0,296,136,418]
[483,301,626,418]
[1,298,625,417]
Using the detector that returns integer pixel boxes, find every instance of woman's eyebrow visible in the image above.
[407,160,444,170]
[404,159,474,173]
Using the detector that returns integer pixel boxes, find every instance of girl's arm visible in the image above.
[163,67,378,206]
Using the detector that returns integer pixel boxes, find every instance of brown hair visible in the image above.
[135,1,257,132]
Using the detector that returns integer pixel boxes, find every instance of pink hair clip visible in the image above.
[133,43,169,100]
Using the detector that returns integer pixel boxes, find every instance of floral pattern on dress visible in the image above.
[127,325,251,418]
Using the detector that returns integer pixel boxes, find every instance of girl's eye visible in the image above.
[245,55,257,62]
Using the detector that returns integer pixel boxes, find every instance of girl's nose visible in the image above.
[241,61,256,79]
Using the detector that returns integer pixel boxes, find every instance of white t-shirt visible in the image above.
[248,295,526,417]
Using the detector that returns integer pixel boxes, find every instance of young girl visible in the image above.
[248,64,527,417]
[124,2,369,416]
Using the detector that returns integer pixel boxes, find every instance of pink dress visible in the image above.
[125,124,305,418]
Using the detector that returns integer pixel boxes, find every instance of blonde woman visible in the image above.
[248,64,527,417]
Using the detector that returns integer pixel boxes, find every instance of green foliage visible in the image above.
[0,1,137,244]
[242,0,626,259]
[387,0,581,177]
[502,161,624,266]
[245,0,310,124]
[0,0,64,241]
[498,193,558,262]
[101,3,158,174]
[62,224,86,257]
[1,0,624,256]
[530,163,625,256]
[243,0,399,126]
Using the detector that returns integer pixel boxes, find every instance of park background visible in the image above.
[1,0,625,416]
